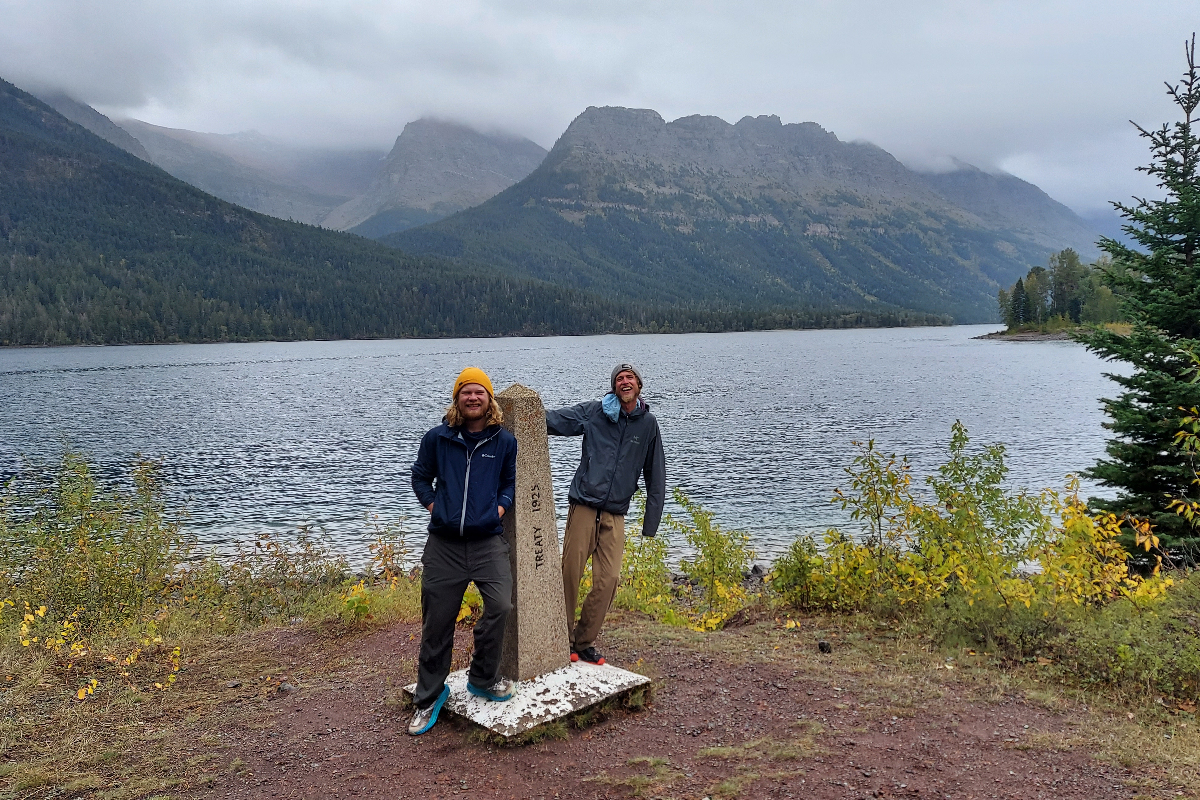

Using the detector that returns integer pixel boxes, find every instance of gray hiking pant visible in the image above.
[413,533,513,709]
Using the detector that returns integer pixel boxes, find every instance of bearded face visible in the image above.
[456,383,490,422]
[614,370,640,405]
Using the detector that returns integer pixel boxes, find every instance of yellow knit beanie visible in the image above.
[453,367,494,399]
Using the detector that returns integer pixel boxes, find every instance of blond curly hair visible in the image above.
[444,396,504,428]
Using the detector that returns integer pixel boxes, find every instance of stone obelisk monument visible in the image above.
[495,384,572,679]
[406,383,649,738]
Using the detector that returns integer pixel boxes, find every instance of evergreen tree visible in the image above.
[1010,278,1029,325]
[1076,36,1200,556]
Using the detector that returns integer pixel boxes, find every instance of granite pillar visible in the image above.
[495,383,572,681]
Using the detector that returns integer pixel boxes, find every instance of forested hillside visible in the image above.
[0,80,949,345]
[0,79,945,347]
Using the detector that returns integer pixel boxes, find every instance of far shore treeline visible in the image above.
[996,248,1125,332]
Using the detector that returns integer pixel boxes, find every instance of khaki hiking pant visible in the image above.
[561,502,625,651]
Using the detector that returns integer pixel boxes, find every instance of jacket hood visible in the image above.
[601,393,648,423]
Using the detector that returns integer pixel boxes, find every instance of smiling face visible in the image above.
[613,370,640,405]
[456,383,490,423]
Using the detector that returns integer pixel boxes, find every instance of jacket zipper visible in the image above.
[598,414,627,514]
[458,430,499,537]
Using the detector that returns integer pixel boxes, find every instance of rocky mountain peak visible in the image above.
[543,105,938,205]
[391,103,1101,323]
[321,117,546,236]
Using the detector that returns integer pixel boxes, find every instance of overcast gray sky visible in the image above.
[1,1,1194,215]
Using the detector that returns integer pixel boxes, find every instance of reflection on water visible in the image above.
[0,326,1123,562]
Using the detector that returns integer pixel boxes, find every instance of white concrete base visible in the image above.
[404,662,651,738]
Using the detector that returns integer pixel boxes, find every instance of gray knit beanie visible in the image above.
[611,362,643,391]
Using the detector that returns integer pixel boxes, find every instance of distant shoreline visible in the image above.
[0,318,965,351]
[973,329,1075,341]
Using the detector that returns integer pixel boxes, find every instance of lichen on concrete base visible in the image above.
[404,662,651,738]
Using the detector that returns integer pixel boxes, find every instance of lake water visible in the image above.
[0,325,1125,564]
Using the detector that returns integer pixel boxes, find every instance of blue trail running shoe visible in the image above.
[407,684,450,736]
[467,677,516,702]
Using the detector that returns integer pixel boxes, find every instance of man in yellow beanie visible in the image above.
[407,367,518,735]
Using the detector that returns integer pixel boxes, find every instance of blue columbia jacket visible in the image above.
[411,422,517,540]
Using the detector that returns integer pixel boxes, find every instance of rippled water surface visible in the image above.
[0,326,1124,560]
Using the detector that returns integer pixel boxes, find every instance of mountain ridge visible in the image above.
[385,106,1101,322]
[2,79,944,346]
[0,79,697,345]
[117,118,357,225]
[917,160,1099,258]
[34,91,153,162]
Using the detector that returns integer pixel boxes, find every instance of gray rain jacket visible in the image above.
[546,396,666,537]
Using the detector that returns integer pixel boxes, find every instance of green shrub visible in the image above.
[0,453,187,634]
[210,527,350,626]
[0,452,412,705]
[1051,569,1200,700]
[457,582,484,624]
[770,423,1177,671]
[923,593,1063,660]
[832,438,912,566]
[616,492,672,616]
[768,536,819,609]
[366,513,417,579]
[669,488,755,628]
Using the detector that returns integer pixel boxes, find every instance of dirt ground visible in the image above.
[184,613,1186,800]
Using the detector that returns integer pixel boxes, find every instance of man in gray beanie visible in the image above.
[546,363,666,665]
